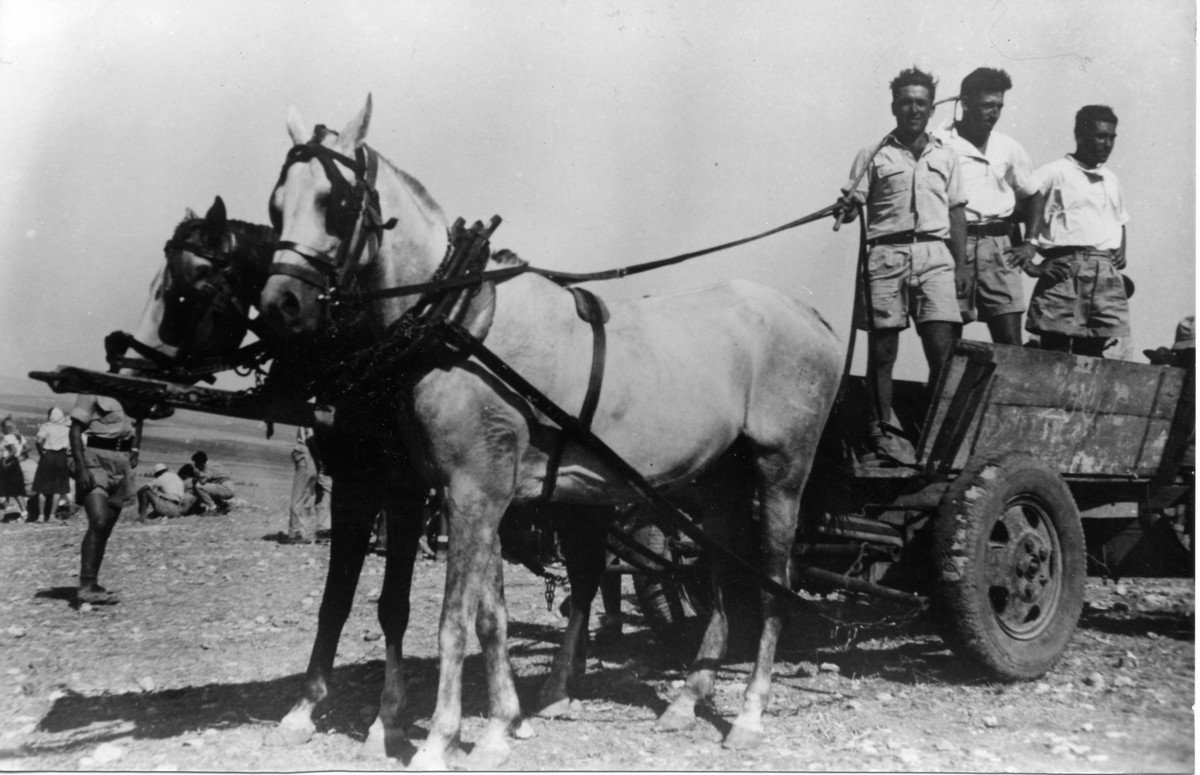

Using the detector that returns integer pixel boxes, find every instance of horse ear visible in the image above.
[287,105,309,145]
[184,208,198,220]
[205,196,227,227]
[340,94,372,148]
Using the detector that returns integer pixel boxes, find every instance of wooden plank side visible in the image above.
[983,346,1182,418]
[962,404,1166,476]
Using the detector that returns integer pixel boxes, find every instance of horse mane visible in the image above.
[168,214,277,264]
[490,248,527,268]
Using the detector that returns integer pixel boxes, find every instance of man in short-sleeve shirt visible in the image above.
[834,67,967,466]
[191,450,234,514]
[1012,105,1129,356]
[69,393,141,604]
[933,67,1038,344]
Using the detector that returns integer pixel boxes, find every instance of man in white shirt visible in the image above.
[137,463,194,521]
[1011,105,1130,356]
[934,68,1038,345]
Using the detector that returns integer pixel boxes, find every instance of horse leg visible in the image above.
[536,509,607,718]
[466,533,528,769]
[724,473,803,750]
[410,478,514,770]
[654,517,733,734]
[275,478,374,746]
[363,492,425,759]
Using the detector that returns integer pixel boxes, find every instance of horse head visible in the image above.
[260,95,449,340]
[122,196,275,386]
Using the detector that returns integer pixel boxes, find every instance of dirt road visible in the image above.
[0,475,1193,772]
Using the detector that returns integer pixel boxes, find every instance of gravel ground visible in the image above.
[0,485,1193,772]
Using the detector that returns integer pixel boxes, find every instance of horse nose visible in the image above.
[261,278,305,336]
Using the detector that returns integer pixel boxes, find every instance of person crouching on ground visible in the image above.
[69,394,141,605]
[190,450,234,515]
[137,463,195,521]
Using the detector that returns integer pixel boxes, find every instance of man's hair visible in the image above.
[960,67,1012,99]
[890,67,937,102]
[1075,105,1118,134]
[178,463,195,479]
[191,451,208,466]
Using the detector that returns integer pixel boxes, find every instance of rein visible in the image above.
[325,203,842,306]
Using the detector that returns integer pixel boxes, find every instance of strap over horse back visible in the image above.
[539,286,608,504]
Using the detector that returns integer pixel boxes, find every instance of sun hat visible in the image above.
[1172,315,1195,350]
[152,463,169,475]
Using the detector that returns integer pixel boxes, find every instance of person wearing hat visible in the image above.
[933,67,1038,345]
[1011,105,1131,357]
[69,393,141,604]
[1144,315,1196,368]
[136,462,194,522]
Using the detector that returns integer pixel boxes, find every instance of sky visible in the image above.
[0,0,1194,389]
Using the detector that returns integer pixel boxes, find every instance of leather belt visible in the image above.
[1039,245,1115,261]
[966,221,1012,237]
[87,435,134,452]
[867,231,943,248]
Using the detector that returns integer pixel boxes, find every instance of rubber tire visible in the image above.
[933,451,1085,680]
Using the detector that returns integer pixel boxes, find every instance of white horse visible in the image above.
[260,96,842,769]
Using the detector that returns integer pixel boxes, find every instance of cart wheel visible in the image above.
[933,451,1085,680]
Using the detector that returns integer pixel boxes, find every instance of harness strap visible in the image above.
[539,287,607,503]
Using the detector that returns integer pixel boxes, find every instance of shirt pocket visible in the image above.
[924,156,952,185]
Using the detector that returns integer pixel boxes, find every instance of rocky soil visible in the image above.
[0,481,1193,772]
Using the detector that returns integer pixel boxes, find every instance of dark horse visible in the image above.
[125,196,428,752]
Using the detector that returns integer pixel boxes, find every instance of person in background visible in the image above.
[0,416,28,520]
[191,450,234,515]
[287,426,320,544]
[176,463,204,515]
[933,67,1038,345]
[32,407,72,523]
[70,393,141,605]
[136,463,194,521]
[1012,105,1129,356]
[19,446,37,522]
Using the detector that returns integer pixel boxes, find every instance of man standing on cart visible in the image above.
[1009,105,1130,356]
[934,67,1038,345]
[834,67,967,466]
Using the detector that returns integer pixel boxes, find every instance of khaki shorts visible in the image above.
[1026,251,1130,338]
[81,448,135,509]
[855,241,960,331]
[959,234,1026,323]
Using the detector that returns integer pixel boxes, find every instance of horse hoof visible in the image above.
[409,747,448,771]
[268,716,315,747]
[466,742,512,770]
[722,722,764,750]
[534,697,571,719]
[653,709,695,733]
[362,717,407,760]
[512,718,536,739]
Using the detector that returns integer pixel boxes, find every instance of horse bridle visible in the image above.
[268,130,396,295]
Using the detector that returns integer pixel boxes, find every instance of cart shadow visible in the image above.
[1078,608,1194,641]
